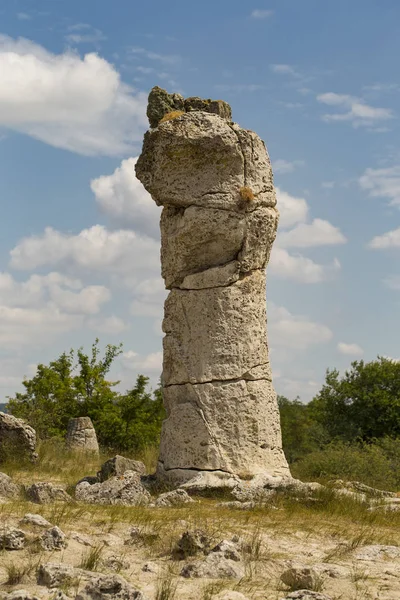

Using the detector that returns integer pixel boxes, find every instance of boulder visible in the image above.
[66,417,99,454]
[154,489,194,508]
[97,455,146,482]
[75,471,150,506]
[26,482,72,504]
[37,562,77,588]
[40,526,67,551]
[172,530,212,560]
[0,472,20,499]
[0,412,37,463]
[75,574,146,600]
[181,552,245,579]
[20,513,52,528]
[281,566,323,592]
[0,526,25,550]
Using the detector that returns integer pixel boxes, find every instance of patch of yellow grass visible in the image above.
[159,111,185,124]
[239,186,255,202]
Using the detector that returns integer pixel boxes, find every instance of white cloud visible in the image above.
[275,377,321,401]
[269,247,340,283]
[250,9,274,19]
[369,227,400,249]
[273,159,305,174]
[268,303,333,350]
[17,12,31,20]
[270,64,297,76]
[278,218,346,248]
[0,35,147,155]
[91,157,161,238]
[337,342,364,356]
[130,278,166,318]
[276,187,309,228]
[65,23,107,45]
[10,225,160,275]
[122,350,162,372]
[88,315,127,334]
[129,47,181,65]
[359,166,400,206]
[317,92,393,128]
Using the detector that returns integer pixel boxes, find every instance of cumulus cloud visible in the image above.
[0,35,147,155]
[91,157,161,238]
[269,248,340,283]
[122,350,163,373]
[359,165,400,206]
[130,277,166,319]
[270,64,298,76]
[317,92,393,128]
[337,342,364,356]
[88,315,127,334]
[278,218,346,248]
[369,227,400,249]
[10,225,160,275]
[273,159,305,174]
[276,187,309,229]
[268,303,333,350]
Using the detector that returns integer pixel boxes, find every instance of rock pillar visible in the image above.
[136,87,289,485]
[65,417,99,455]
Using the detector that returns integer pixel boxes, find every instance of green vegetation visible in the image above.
[7,339,164,455]
[4,345,400,491]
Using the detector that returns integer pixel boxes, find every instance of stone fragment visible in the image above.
[355,545,400,561]
[40,526,67,551]
[135,88,289,485]
[103,554,130,572]
[66,417,99,454]
[21,513,52,528]
[172,530,212,560]
[281,566,323,591]
[0,472,20,499]
[37,563,76,588]
[26,482,72,504]
[142,562,159,574]
[2,591,40,600]
[75,471,150,506]
[97,455,146,482]
[0,412,37,463]
[0,526,25,550]
[154,489,194,508]
[76,574,146,600]
[211,540,241,562]
[180,552,245,579]
[147,86,185,128]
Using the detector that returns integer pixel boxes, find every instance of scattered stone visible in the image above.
[154,488,194,507]
[142,562,159,574]
[172,530,212,560]
[70,531,94,546]
[97,455,146,482]
[0,472,20,500]
[282,593,332,600]
[37,563,78,588]
[281,566,323,592]
[20,513,52,528]
[330,480,395,498]
[2,591,40,600]
[75,573,146,600]
[0,526,25,550]
[355,545,400,561]
[103,554,130,572]
[26,482,72,504]
[135,88,289,487]
[0,412,38,463]
[181,552,245,579]
[75,471,150,506]
[66,417,99,454]
[211,540,241,562]
[40,526,67,551]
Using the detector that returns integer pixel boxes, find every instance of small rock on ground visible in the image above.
[0,526,25,550]
[281,566,323,591]
[75,573,146,599]
[154,488,194,507]
[25,482,72,504]
[0,472,20,500]
[20,513,52,528]
[172,529,212,559]
[75,471,150,506]
[40,526,67,551]
[97,455,146,482]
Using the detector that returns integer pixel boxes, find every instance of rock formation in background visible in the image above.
[0,411,38,463]
[136,87,290,486]
[65,417,99,455]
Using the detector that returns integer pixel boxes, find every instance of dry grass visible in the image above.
[159,111,185,124]
[239,186,255,202]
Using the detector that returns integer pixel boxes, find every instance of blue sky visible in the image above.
[0,0,400,401]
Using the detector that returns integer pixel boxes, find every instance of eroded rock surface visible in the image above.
[135,87,289,486]
[0,412,37,463]
[75,471,150,506]
[65,417,99,454]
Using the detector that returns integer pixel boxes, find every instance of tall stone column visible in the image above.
[136,87,289,486]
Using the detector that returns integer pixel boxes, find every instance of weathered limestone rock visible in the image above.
[40,526,67,551]
[66,417,99,454]
[0,526,25,550]
[20,513,52,528]
[75,471,150,506]
[153,488,194,507]
[281,566,323,591]
[135,88,289,486]
[76,574,146,600]
[97,455,146,482]
[0,412,37,463]
[0,472,20,500]
[26,482,72,504]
